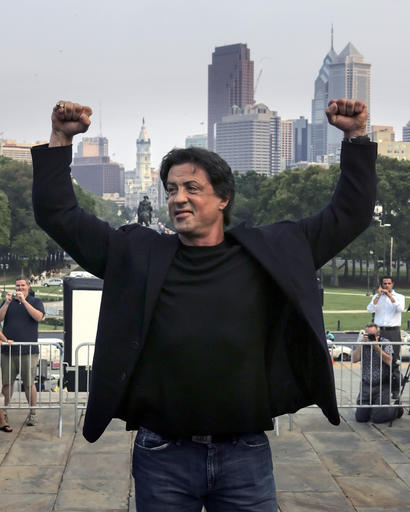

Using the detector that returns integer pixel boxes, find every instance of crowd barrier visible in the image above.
[0,341,64,437]
[72,340,409,434]
[328,340,409,408]
[4,340,406,438]
[73,342,94,432]
[286,340,409,430]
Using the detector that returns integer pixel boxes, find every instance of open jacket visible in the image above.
[31,141,377,442]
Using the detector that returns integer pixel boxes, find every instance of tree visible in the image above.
[0,190,11,247]
[0,156,135,272]
[231,171,269,226]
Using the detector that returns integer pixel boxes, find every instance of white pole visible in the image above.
[390,236,393,276]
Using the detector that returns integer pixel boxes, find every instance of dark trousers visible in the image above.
[380,326,402,395]
[355,380,399,423]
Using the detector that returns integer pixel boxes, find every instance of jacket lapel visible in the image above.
[228,224,296,302]
[228,223,325,341]
[142,233,179,341]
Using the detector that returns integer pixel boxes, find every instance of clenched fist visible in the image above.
[326,99,368,138]
[50,101,93,147]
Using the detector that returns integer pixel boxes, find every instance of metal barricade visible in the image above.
[69,340,409,434]
[0,341,64,437]
[328,340,409,409]
[73,342,94,432]
[287,339,409,431]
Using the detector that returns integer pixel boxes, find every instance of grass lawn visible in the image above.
[323,286,410,332]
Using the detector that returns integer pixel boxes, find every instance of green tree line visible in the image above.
[0,155,133,275]
[231,156,410,287]
[1,154,409,286]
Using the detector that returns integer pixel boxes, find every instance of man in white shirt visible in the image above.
[367,276,405,398]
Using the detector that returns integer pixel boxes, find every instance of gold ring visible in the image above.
[55,102,64,111]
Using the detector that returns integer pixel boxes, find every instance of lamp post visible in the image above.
[366,250,373,296]
[0,263,9,293]
[373,203,391,276]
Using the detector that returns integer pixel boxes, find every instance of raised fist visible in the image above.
[50,101,93,147]
[326,99,368,138]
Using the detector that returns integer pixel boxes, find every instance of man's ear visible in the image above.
[218,197,229,211]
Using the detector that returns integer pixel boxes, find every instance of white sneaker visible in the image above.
[26,413,37,426]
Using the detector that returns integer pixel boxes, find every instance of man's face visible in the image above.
[166,163,228,245]
[15,279,30,297]
[365,326,378,338]
[381,278,394,292]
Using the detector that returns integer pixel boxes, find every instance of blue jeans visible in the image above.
[132,427,277,511]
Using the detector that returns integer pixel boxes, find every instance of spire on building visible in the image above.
[331,24,334,51]
[138,118,150,142]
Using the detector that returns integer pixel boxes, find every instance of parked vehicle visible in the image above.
[42,278,63,287]
[68,271,95,278]
[327,341,352,361]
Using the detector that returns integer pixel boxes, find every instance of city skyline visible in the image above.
[1,0,409,170]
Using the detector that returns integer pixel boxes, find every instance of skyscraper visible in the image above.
[76,136,108,158]
[403,121,410,142]
[311,30,371,160]
[292,117,311,163]
[326,42,371,155]
[216,103,281,175]
[281,120,294,169]
[208,43,254,151]
[311,29,337,162]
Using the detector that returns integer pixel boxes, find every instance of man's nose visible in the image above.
[174,187,188,203]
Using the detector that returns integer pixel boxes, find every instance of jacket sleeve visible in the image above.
[297,141,377,269]
[31,144,112,279]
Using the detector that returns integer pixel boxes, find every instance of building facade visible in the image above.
[71,155,124,197]
[377,140,410,160]
[311,33,371,160]
[75,136,108,158]
[0,139,46,163]
[208,43,254,151]
[281,120,294,169]
[136,119,152,192]
[216,103,281,175]
[326,42,371,155]
[403,121,410,142]
[370,125,395,142]
[292,117,311,163]
[311,33,337,162]
[185,133,208,149]
[125,119,157,211]
[72,136,124,198]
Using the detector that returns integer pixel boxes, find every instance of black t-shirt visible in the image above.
[126,237,281,436]
[1,295,45,355]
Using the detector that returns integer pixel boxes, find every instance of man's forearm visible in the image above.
[22,301,44,322]
[0,303,9,322]
[352,346,362,363]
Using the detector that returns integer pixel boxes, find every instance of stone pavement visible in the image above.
[0,406,408,512]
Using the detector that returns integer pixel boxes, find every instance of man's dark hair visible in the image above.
[365,322,380,335]
[159,147,235,226]
[380,275,394,285]
[15,276,30,285]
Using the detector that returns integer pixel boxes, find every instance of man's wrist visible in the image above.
[49,131,73,147]
[343,135,370,144]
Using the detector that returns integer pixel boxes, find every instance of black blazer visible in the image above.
[32,141,377,442]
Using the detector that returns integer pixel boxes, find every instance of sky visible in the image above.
[1,0,409,170]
